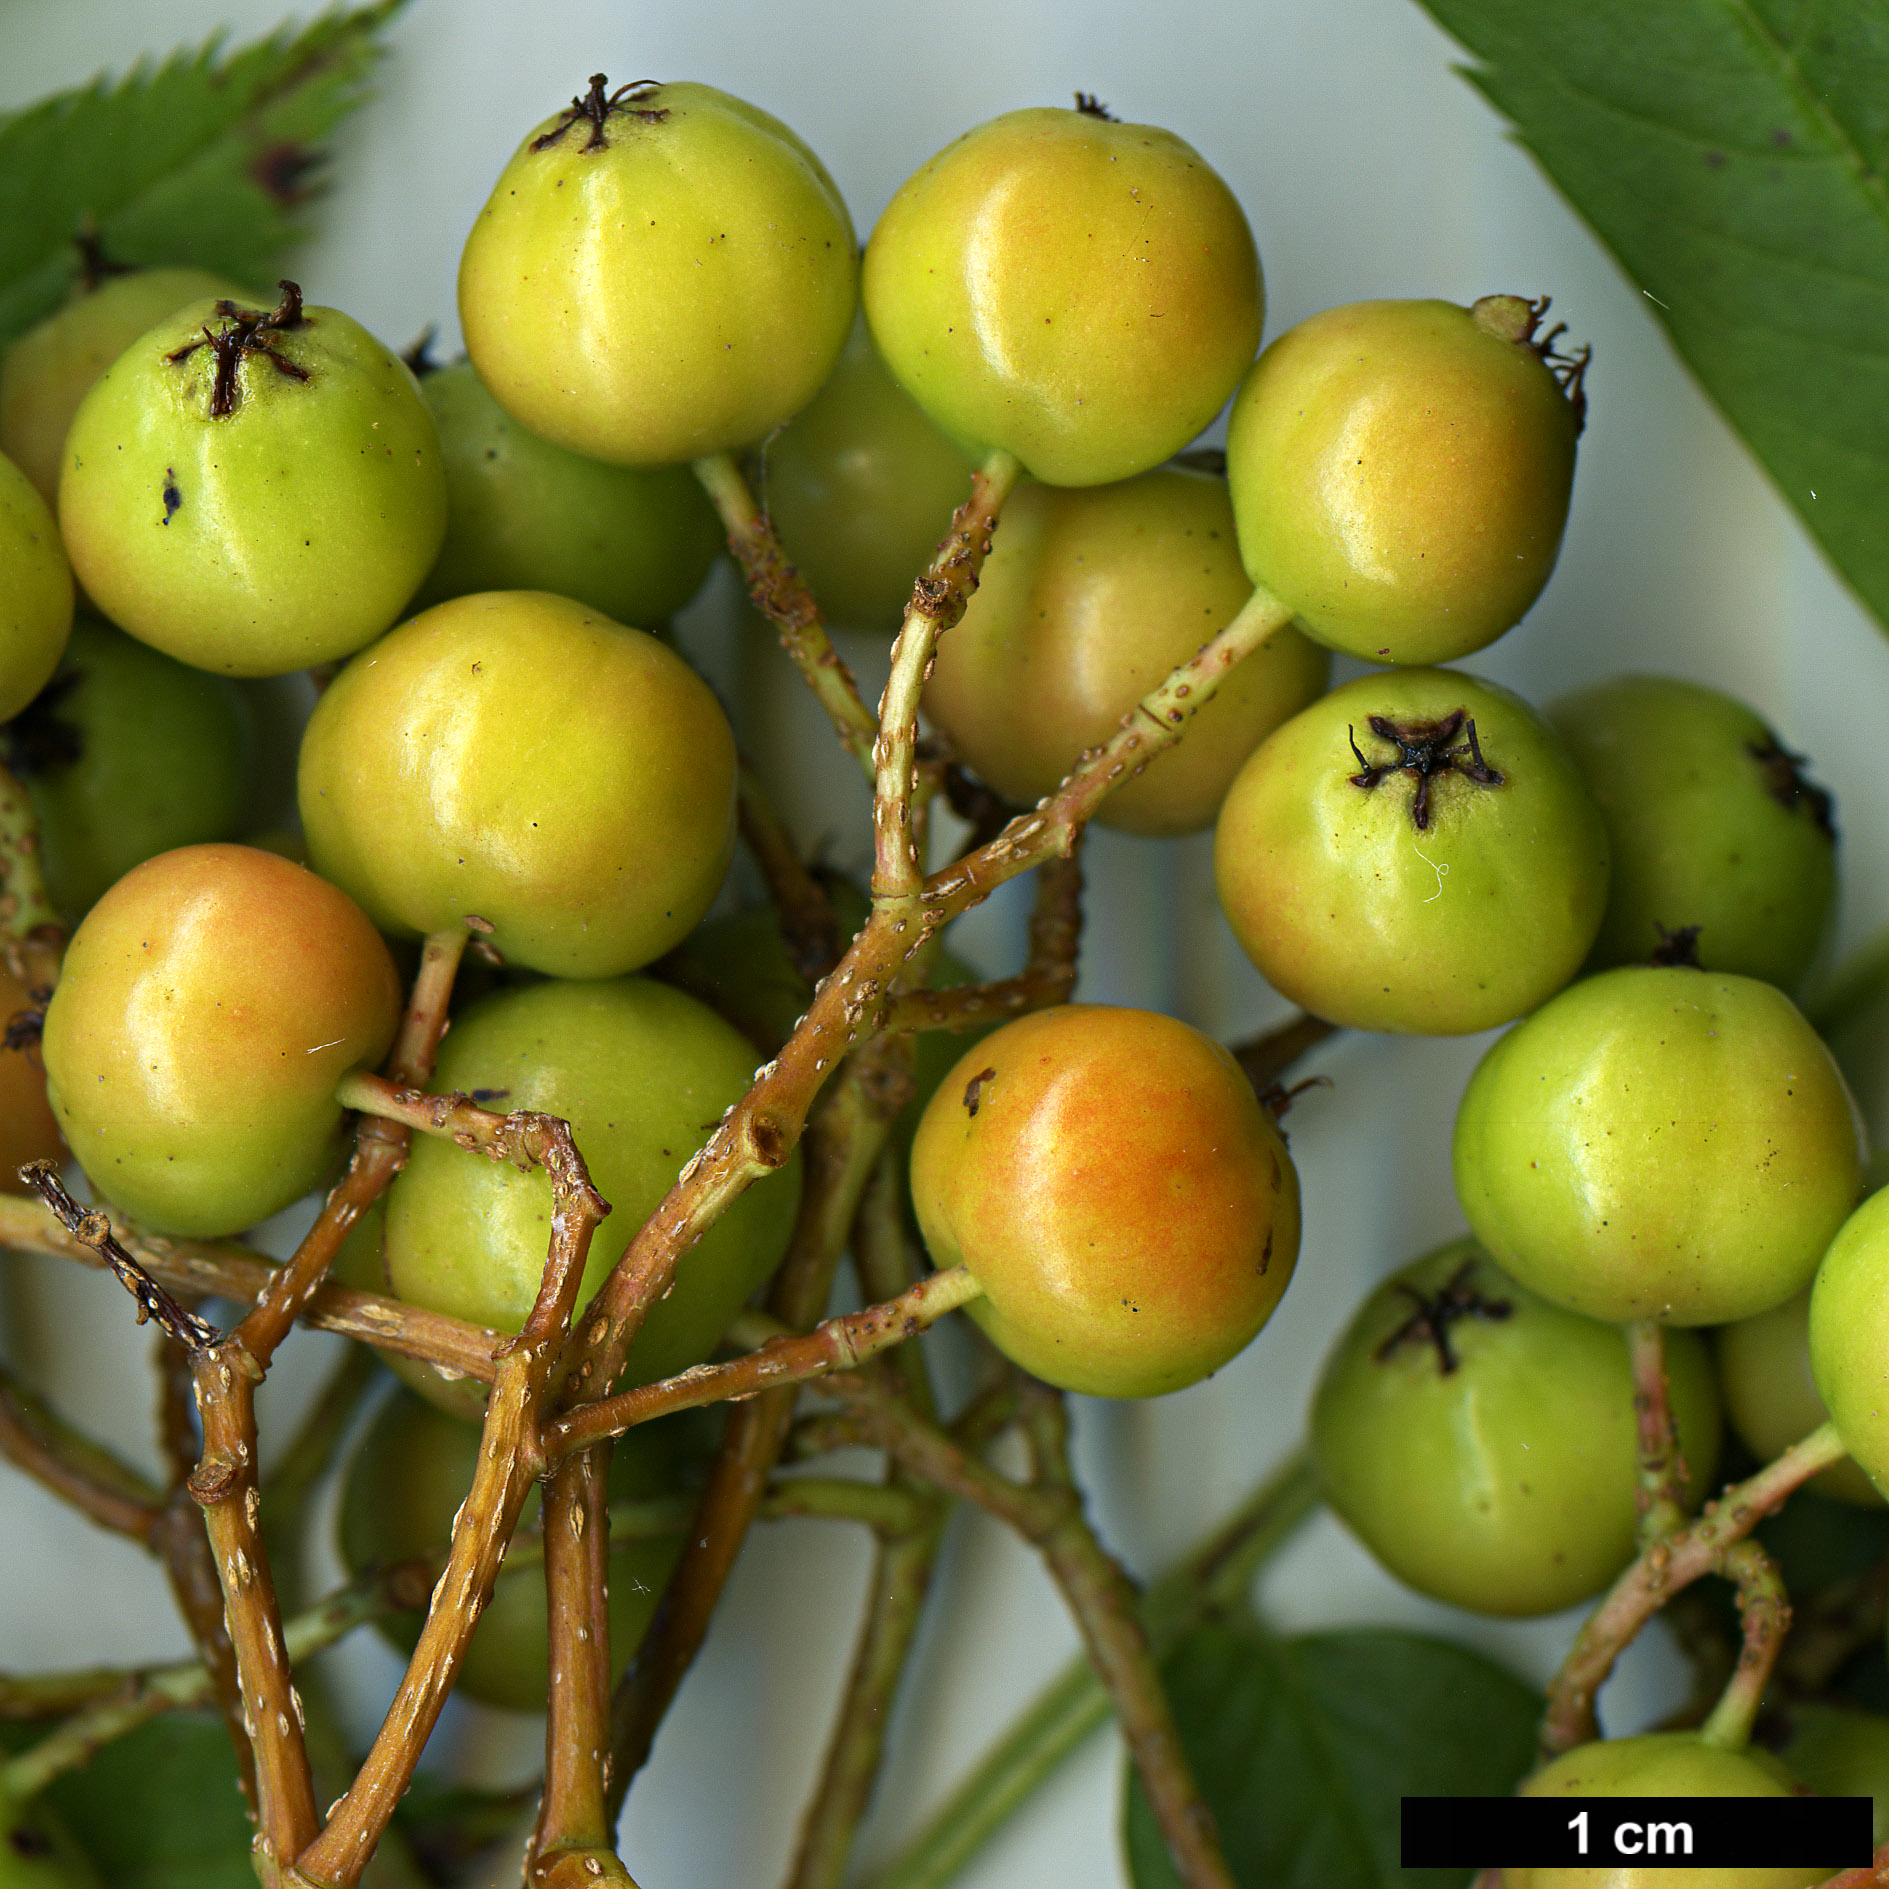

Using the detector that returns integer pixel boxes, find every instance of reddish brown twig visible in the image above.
[0,758,60,980]
[828,1374,1234,1889]
[694,450,879,774]
[1698,1537,1790,1749]
[1544,1421,1848,1756]
[874,450,1021,901]
[739,763,845,983]
[1230,1013,1338,1097]
[563,578,1295,1464]
[0,1194,504,1378]
[880,849,1084,1034]
[0,1360,161,1540]
[19,1163,219,1348]
[1628,1317,1687,1546]
[531,1445,620,1885]
[784,1154,950,1889]
[548,1266,982,1459]
[1815,1841,1889,1888]
[604,1051,902,1815]
[240,926,467,1372]
[293,1102,608,1885]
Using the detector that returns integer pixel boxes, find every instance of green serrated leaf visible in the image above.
[1123,1624,1539,1889]
[1407,0,1889,634]
[0,2,403,349]
[41,1713,254,1889]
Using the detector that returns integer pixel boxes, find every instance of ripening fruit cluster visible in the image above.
[0,69,1880,1830]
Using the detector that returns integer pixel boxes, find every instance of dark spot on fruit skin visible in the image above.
[8,1826,52,1859]
[162,470,182,523]
[962,1066,998,1116]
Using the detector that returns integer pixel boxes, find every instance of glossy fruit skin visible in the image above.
[1779,1705,1889,1844]
[299,591,737,978]
[1213,667,1609,1034]
[1226,298,1577,663]
[0,266,247,508]
[762,318,976,633]
[864,107,1262,487]
[910,1004,1299,1398]
[339,1387,688,1712]
[0,962,63,1192]
[1456,967,1863,1326]
[460,81,856,466]
[385,978,801,1389]
[59,294,447,675]
[41,844,401,1236]
[1808,1187,1889,1492]
[1313,1240,1721,1617]
[924,469,1330,835]
[1547,676,1836,991]
[0,450,73,724]
[14,616,251,920]
[415,361,723,623]
[1719,1287,1880,1506]
[1504,1733,1825,1889]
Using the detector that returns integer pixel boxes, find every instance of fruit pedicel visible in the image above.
[0,60,1870,1889]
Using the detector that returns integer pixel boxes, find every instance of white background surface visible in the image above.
[4,1,1888,1886]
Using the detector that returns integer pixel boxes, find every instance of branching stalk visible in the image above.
[739,763,844,983]
[873,449,1021,902]
[0,1193,503,1378]
[783,1153,951,1889]
[546,1266,983,1459]
[1697,1538,1790,1750]
[1543,1421,1849,1756]
[291,1105,608,1886]
[879,850,1084,1035]
[604,1053,901,1813]
[562,581,1293,1470]
[693,450,878,774]
[830,1376,1235,1889]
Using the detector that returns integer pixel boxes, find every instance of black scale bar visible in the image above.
[1401,1795,1873,1869]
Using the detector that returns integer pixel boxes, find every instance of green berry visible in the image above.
[1226,295,1579,664]
[0,450,72,724]
[1313,1240,1721,1616]
[9,616,251,920]
[1457,967,1863,1325]
[384,977,801,1389]
[416,359,723,623]
[0,264,248,509]
[865,103,1262,486]
[1214,667,1609,1034]
[459,79,857,466]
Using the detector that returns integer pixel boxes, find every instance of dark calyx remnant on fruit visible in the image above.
[165,280,310,419]
[530,74,669,153]
[1073,92,1117,121]
[72,220,136,294]
[1346,709,1503,832]
[1471,292,1592,432]
[1748,735,1837,840]
[1,671,82,776]
[1373,1258,1512,1376]
[401,324,442,379]
[3,990,49,1055]
[1649,922,1704,969]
